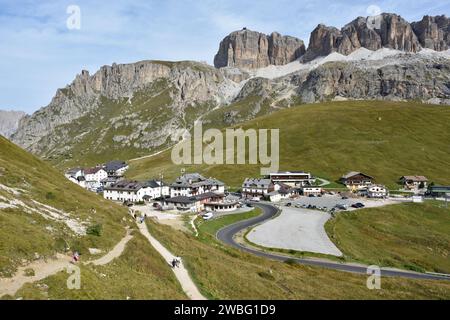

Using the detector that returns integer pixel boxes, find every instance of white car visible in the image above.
[251,197,261,202]
[202,212,213,220]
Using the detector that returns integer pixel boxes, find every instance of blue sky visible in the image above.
[1,0,449,113]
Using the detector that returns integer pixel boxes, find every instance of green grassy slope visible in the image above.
[8,234,186,300]
[0,136,185,299]
[127,100,450,189]
[326,201,450,274]
[0,136,129,276]
[148,220,450,299]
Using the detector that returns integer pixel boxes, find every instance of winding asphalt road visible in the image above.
[216,202,450,282]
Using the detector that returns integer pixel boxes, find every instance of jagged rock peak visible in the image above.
[412,15,450,51]
[214,28,306,69]
[304,13,421,61]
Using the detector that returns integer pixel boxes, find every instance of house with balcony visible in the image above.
[399,176,428,191]
[269,171,315,187]
[242,178,274,199]
[340,172,374,190]
[169,173,225,197]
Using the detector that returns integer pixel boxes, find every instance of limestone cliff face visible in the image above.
[214,29,305,69]
[0,110,26,138]
[304,13,421,61]
[11,61,242,158]
[412,15,450,51]
[297,55,450,104]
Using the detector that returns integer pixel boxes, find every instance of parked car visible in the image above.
[341,196,349,200]
[353,202,365,208]
[202,212,213,220]
[308,194,315,198]
[251,197,261,202]
[286,203,292,207]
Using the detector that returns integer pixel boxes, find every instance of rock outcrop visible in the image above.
[11,60,242,159]
[214,29,305,69]
[304,13,421,61]
[0,110,26,138]
[297,55,450,104]
[412,15,450,51]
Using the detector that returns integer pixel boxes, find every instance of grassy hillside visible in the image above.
[127,100,450,189]
[147,219,450,299]
[0,136,126,276]
[325,201,450,274]
[8,233,186,300]
[0,136,186,299]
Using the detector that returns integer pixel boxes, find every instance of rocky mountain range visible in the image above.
[9,12,450,167]
[214,29,306,69]
[0,110,26,138]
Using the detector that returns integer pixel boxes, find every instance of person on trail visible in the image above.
[72,251,80,263]
[171,259,176,268]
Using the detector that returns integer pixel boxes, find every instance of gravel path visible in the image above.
[135,218,206,300]
[87,229,133,266]
[0,229,133,298]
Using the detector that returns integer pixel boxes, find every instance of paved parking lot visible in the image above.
[246,195,404,257]
[283,194,399,212]
[247,207,343,256]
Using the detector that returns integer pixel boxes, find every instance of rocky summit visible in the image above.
[9,13,450,167]
[303,13,421,61]
[214,28,305,69]
[412,15,450,51]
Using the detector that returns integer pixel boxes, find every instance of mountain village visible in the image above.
[64,161,450,216]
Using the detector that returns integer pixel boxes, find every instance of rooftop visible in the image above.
[270,171,310,175]
[243,178,272,186]
[105,180,145,192]
[170,173,224,188]
[341,171,374,179]
[84,167,105,175]
[104,160,128,172]
[401,176,429,182]
[145,179,165,188]
[165,192,224,204]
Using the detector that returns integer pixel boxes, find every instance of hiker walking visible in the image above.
[171,258,177,268]
[72,251,80,264]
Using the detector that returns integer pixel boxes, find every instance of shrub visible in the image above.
[45,192,56,200]
[257,271,275,281]
[284,259,298,266]
[24,268,35,277]
[86,224,102,237]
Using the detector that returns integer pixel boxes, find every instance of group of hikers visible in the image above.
[133,212,147,224]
